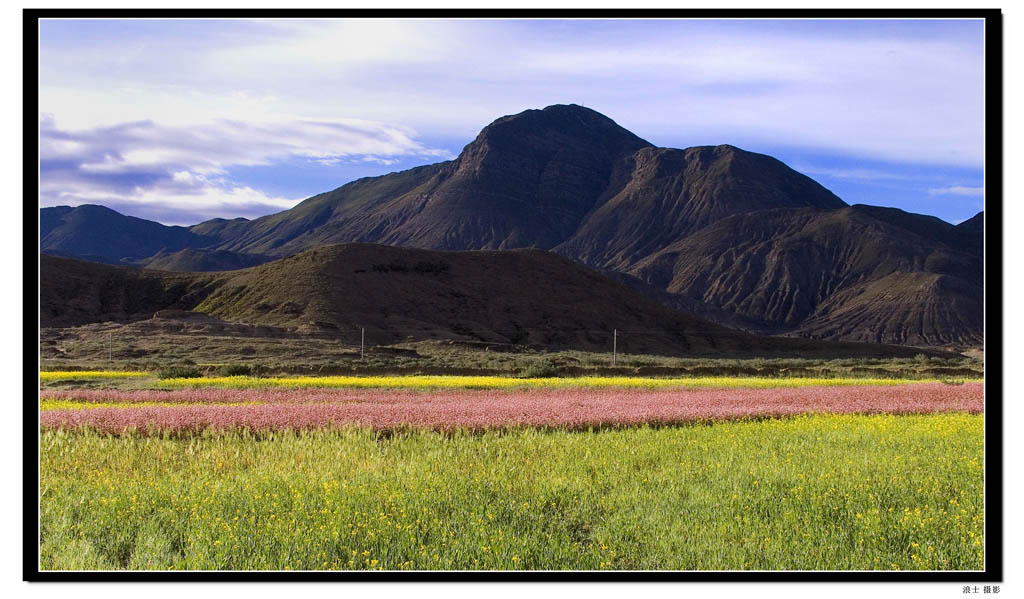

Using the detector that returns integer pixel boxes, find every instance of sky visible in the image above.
[37,18,987,226]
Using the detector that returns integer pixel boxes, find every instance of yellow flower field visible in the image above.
[39,371,149,381]
[39,413,984,570]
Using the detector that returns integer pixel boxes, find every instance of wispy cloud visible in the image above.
[928,185,985,196]
[792,164,919,182]
[38,112,451,223]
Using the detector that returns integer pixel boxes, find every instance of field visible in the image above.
[40,382,981,433]
[40,413,983,571]
[37,370,985,571]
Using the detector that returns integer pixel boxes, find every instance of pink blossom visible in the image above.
[39,383,984,435]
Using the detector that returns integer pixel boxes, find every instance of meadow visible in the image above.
[39,413,984,571]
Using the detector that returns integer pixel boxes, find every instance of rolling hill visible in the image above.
[39,246,930,358]
[140,248,275,272]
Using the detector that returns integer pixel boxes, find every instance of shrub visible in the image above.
[157,366,202,379]
[217,364,252,377]
[521,359,559,378]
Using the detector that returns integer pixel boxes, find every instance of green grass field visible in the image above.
[39,412,984,571]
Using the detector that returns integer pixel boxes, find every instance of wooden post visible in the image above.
[361,327,365,360]
[613,328,617,367]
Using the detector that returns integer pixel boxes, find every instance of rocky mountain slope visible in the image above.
[626,207,982,345]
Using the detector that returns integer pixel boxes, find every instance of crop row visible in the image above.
[39,382,983,434]
[39,371,149,381]
[152,374,980,391]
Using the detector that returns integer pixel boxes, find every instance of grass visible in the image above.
[40,327,984,380]
[152,374,979,391]
[39,412,984,571]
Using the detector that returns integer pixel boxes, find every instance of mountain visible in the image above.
[196,105,654,255]
[956,211,984,239]
[848,205,983,257]
[191,106,842,261]
[39,246,929,358]
[627,207,983,345]
[552,144,846,271]
[40,204,215,266]
[37,104,985,346]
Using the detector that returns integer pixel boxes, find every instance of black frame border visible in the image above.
[23,7,1004,583]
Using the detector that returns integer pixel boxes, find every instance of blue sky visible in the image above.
[38,18,986,225]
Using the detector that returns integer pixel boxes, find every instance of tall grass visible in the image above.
[39,413,984,571]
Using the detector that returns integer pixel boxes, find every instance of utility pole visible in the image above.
[612,328,617,367]
[361,327,365,360]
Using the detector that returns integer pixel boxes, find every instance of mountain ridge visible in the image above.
[38,104,985,347]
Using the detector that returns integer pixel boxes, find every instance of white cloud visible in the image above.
[48,178,302,226]
[135,182,299,214]
[38,112,452,223]
[928,185,985,196]
[38,19,985,168]
[791,164,919,182]
[202,20,461,80]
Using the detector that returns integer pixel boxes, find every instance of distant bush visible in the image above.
[157,366,202,379]
[217,364,252,377]
[521,359,559,378]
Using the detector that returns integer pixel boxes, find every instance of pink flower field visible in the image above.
[39,383,984,434]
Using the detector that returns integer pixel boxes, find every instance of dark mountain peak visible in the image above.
[203,216,251,224]
[68,203,117,214]
[499,102,636,128]
[847,204,954,232]
[467,104,652,157]
[847,204,981,255]
[684,144,815,177]
[41,204,216,265]
[957,211,984,232]
[542,102,594,113]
